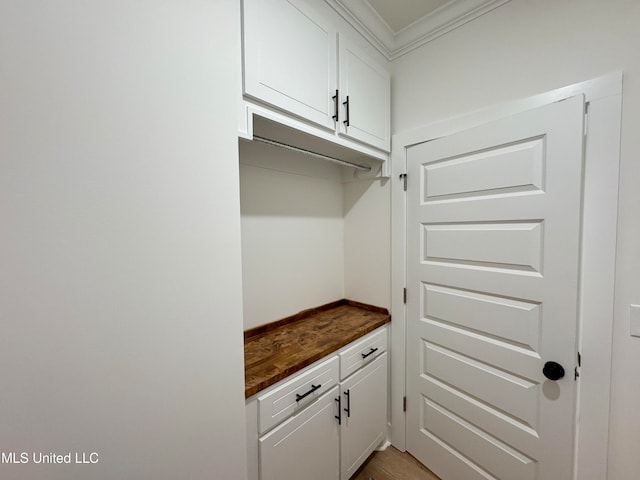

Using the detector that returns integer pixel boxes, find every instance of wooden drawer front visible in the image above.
[258,356,339,434]
[339,327,387,380]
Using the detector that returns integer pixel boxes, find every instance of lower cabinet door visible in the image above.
[259,386,340,480]
[340,352,388,479]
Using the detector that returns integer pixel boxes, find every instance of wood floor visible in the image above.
[352,446,441,480]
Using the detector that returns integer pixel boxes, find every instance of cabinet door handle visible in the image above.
[343,389,351,417]
[332,89,339,122]
[343,96,350,126]
[335,396,342,425]
[361,347,378,359]
[295,384,321,402]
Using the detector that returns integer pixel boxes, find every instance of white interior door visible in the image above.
[406,96,585,480]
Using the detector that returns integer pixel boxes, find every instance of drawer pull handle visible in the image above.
[335,396,342,425]
[295,384,321,402]
[343,389,351,417]
[361,347,378,359]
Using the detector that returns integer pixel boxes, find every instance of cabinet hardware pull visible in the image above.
[343,96,350,126]
[332,89,339,122]
[343,389,351,417]
[295,384,321,402]
[361,347,378,359]
[335,396,342,425]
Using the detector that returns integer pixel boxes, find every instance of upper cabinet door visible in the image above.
[338,35,391,152]
[243,0,337,131]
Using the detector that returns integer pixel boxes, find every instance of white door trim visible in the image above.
[390,72,622,480]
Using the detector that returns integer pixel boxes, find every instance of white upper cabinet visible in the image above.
[242,0,391,155]
[243,0,338,131]
[338,35,390,151]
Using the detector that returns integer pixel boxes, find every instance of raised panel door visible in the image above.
[406,96,585,480]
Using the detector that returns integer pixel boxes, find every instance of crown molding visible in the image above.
[325,0,512,60]
[325,0,394,58]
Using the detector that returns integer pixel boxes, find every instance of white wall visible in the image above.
[343,178,391,310]
[391,1,640,478]
[0,1,247,479]
[239,140,345,329]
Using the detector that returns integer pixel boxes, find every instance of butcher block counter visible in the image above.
[243,299,390,398]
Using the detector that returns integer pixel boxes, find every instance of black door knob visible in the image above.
[543,361,565,381]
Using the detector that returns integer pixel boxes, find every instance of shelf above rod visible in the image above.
[251,135,372,172]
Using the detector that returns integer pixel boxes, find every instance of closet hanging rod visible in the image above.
[252,135,372,172]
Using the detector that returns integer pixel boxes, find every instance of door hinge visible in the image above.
[403,396,407,412]
[399,173,407,191]
[403,288,407,304]
[584,102,590,136]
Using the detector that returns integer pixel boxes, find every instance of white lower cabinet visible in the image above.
[260,386,340,480]
[247,326,389,480]
[340,352,388,479]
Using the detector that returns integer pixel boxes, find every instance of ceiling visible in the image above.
[326,0,512,59]
[367,0,451,33]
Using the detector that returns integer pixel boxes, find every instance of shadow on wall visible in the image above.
[239,138,344,218]
[343,176,389,216]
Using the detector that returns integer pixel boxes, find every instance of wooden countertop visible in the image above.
[244,299,390,398]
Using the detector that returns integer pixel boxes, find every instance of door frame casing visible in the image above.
[390,72,622,480]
